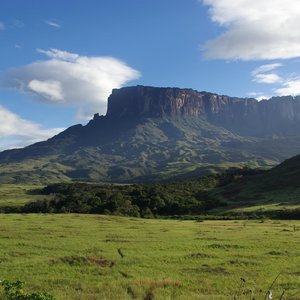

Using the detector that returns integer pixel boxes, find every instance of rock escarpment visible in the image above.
[105,86,300,136]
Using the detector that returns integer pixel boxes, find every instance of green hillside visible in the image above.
[210,155,300,218]
[0,116,293,184]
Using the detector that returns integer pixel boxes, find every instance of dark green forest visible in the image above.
[20,168,264,217]
[23,178,219,217]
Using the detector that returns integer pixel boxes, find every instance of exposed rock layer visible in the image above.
[105,86,300,136]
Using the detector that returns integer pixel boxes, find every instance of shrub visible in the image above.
[0,280,56,300]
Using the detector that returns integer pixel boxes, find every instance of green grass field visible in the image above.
[0,184,43,208]
[0,214,299,299]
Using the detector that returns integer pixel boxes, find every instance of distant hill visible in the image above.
[2,85,300,183]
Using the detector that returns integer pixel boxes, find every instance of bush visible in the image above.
[0,280,56,300]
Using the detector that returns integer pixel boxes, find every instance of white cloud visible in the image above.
[247,92,270,101]
[1,48,141,120]
[251,63,282,75]
[256,96,269,101]
[253,73,282,84]
[251,63,282,84]
[201,0,300,60]
[0,22,5,31]
[45,20,61,28]
[37,48,79,61]
[28,80,63,101]
[0,105,63,150]
[251,63,300,97]
[275,78,300,96]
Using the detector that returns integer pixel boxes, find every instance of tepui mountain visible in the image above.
[1,85,300,183]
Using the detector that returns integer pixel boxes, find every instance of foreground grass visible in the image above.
[0,215,299,299]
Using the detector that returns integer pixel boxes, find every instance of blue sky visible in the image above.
[1,0,300,150]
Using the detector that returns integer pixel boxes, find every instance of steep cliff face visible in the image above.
[105,86,300,136]
[106,86,245,119]
[106,86,205,118]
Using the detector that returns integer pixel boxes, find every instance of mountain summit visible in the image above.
[1,85,300,183]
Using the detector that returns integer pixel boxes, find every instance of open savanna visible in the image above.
[0,214,299,300]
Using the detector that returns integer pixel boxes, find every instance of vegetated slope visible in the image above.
[211,154,300,218]
[2,85,300,183]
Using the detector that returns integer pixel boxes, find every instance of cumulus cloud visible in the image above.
[0,105,63,150]
[201,0,300,60]
[1,48,141,120]
[45,20,61,28]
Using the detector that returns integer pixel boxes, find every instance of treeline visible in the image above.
[22,175,226,217]
[3,167,271,218]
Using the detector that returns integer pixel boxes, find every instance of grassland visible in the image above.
[0,214,299,300]
[0,184,43,208]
